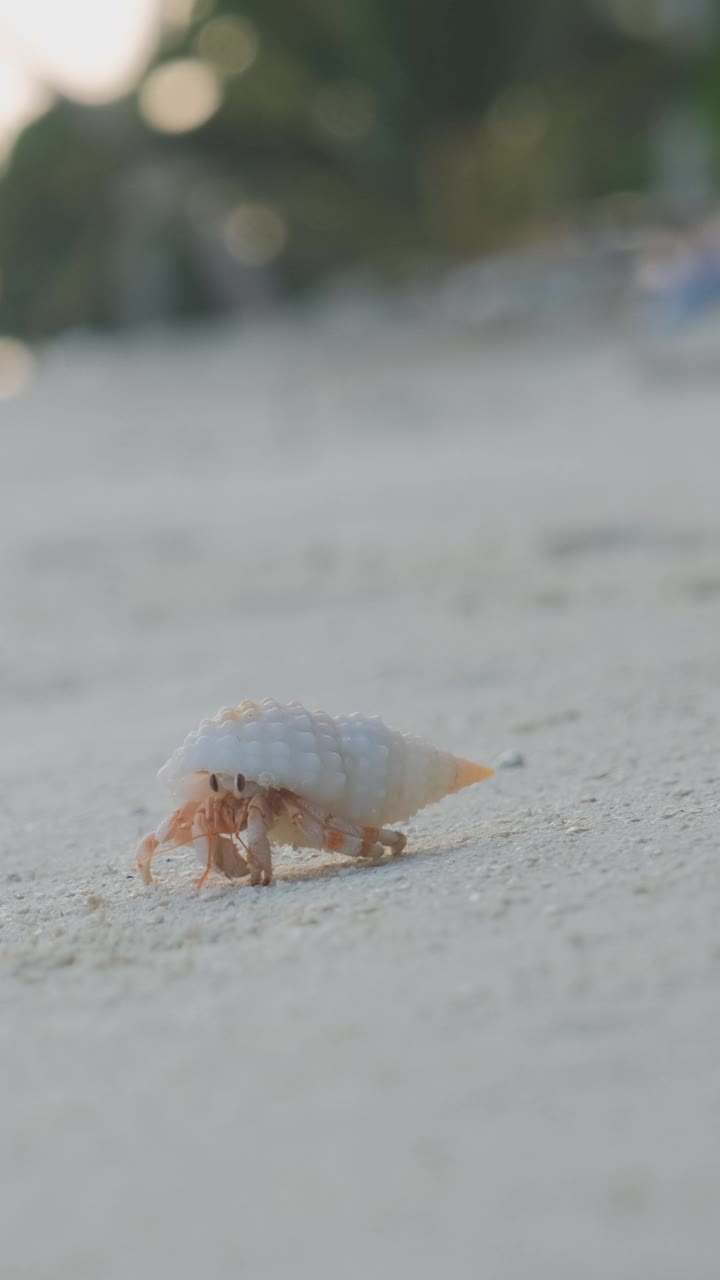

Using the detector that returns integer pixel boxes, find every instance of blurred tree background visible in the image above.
[0,0,719,337]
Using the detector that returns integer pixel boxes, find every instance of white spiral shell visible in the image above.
[158,699,486,826]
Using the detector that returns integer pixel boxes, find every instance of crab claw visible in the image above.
[212,834,250,880]
[135,802,197,885]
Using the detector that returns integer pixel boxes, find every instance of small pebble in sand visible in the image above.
[496,749,526,769]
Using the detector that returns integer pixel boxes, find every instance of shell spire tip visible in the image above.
[452,758,495,792]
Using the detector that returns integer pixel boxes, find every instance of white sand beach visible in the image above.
[1,304,719,1278]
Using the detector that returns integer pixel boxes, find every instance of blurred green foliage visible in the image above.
[1,0,718,336]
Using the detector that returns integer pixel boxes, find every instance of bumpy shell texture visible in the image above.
[158,699,481,825]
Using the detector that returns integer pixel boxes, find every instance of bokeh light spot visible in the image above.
[0,337,34,400]
[196,16,259,78]
[162,0,215,25]
[223,203,288,266]
[0,60,52,165]
[0,0,161,104]
[597,0,712,45]
[162,0,195,27]
[139,58,221,134]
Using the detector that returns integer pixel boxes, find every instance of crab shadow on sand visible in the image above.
[179,835,473,895]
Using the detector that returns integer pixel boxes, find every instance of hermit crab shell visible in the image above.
[158,699,492,826]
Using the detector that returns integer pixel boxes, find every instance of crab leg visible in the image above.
[246,794,275,886]
[136,802,197,883]
[280,793,406,862]
[192,805,218,890]
[136,832,161,885]
[194,835,214,891]
[379,827,406,856]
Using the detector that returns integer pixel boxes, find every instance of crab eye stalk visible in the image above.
[209,773,219,792]
[235,773,246,793]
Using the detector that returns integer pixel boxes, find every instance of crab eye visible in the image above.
[209,773,219,793]
[235,773,246,793]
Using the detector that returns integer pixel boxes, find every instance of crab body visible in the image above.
[137,699,493,888]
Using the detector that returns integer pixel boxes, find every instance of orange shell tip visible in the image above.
[453,759,495,792]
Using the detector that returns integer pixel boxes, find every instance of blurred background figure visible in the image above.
[0,0,719,345]
[634,215,720,367]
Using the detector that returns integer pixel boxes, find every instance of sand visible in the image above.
[1,303,719,1278]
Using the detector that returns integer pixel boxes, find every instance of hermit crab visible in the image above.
[136,699,494,888]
